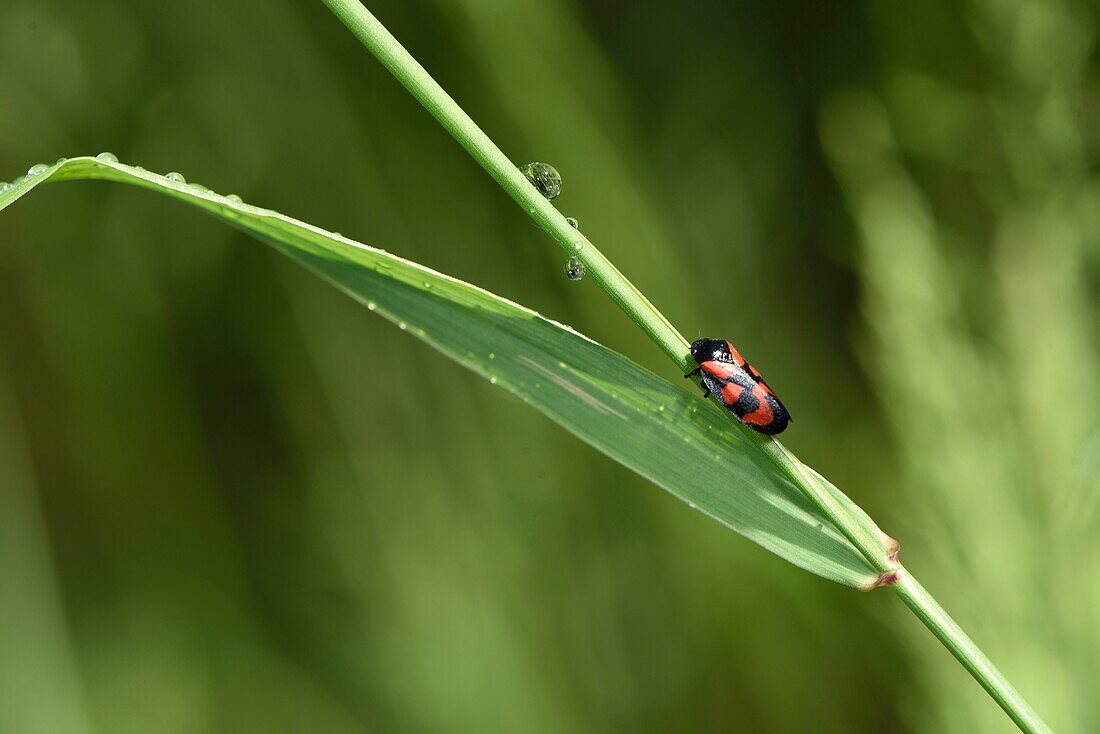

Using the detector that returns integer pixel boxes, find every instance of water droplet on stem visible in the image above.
[520,161,562,200]
[565,256,586,281]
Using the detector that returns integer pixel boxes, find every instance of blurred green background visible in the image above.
[1,0,1097,731]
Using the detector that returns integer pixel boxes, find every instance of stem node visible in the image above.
[861,569,902,592]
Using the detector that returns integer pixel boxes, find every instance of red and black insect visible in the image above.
[686,338,790,435]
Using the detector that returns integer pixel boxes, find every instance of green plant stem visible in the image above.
[319,1,1051,730]
[895,574,1051,734]
[320,0,686,369]
[319,0,889,572]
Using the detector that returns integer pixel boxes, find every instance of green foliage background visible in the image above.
[0,0,1097,732]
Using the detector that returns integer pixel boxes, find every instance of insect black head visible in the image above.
[689,338,731,365]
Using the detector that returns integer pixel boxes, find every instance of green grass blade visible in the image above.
[0,156,878,588]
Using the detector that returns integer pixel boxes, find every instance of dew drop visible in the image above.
[520,161,562,200]
[658,405,665,412]
[398,322,407,330]
[165,171,186,184]
[688,502,698,510]
[225,194,243,204]
[55,157,68,165]
[565,256,586,281]
[95,152,119,163]
[12,176,27,186]
[566,217,578,229]
[0,183,11,194]
[488,353,496,359]
[367,302,377,311]
[489,376,498,385]
[27,163,48,177]
[422,281,432,289]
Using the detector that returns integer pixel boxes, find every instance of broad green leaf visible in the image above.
[0,156,878,588]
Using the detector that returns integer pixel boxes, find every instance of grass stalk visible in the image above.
[318,1,1052,730]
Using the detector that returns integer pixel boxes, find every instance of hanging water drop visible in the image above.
[520,161,561,199]
[565,256,586,281]
[566,217,578,229]
[165,171,186,184]
[225,194,243,204]
[95,152,119,163]
[27,163,48,177]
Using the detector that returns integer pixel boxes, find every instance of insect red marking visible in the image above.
[719,382,745,407]
[738,384,775,427]
[699,360,741,381]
